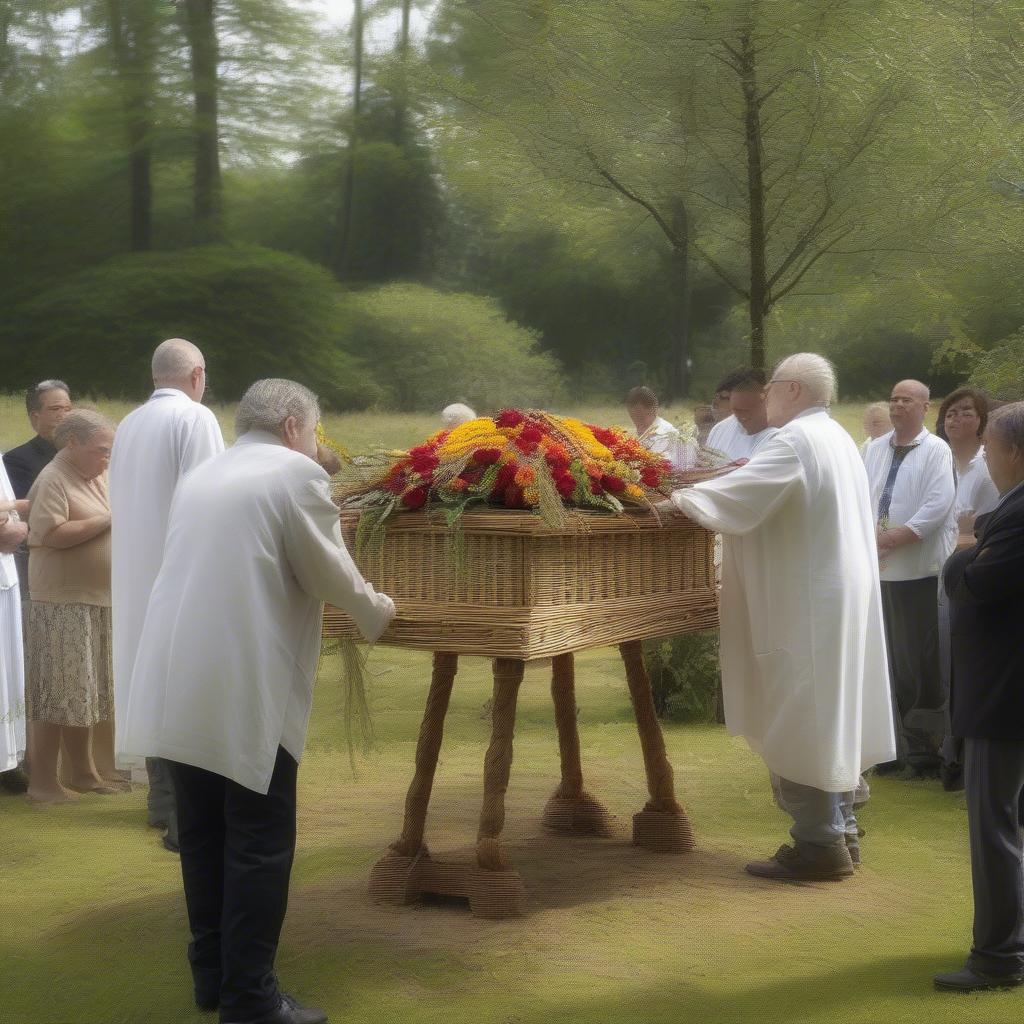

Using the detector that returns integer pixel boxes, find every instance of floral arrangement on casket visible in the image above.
[339,409,728,538]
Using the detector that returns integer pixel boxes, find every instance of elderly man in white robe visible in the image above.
[671,353,895,881]
[122,379,394,1024]
[110,338,225,850]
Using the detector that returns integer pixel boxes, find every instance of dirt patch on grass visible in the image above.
[286,822,912,964]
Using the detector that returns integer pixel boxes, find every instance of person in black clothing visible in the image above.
[3,380,72,500]
[934,401,1024,993]
[0,380,71,794]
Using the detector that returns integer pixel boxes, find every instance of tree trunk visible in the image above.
[109,0,155,251]
[393,0,412,145]
[667,199,691,399]
[739,29,767,370]
[182,0,222,243]
[334,0,364,279]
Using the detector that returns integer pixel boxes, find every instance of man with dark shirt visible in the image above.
[0,380,71,794]
[3,381,72,500]
[934,401,1024,993]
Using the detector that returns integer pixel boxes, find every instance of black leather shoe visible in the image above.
[221,992,328,1024]
[934,967,1024,992]
[197,993,219,1012]
[0,766,29,793]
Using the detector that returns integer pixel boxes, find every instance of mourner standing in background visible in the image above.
[109,338,225,852]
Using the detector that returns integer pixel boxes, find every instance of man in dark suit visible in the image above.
[935,401,1024,992]
[2,380,72,500]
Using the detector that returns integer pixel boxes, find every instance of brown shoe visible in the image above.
[746,842,855,881]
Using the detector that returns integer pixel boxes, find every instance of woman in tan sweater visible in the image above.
[25,409,125,803]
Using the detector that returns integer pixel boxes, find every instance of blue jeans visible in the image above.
[772,773,857,847]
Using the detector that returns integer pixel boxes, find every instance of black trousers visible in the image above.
[964,738,1024,977]
[168,746,298,1021]
[879,577,944,767]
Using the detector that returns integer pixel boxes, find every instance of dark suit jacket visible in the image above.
[944,481,1024,739]
[2,434,57,499]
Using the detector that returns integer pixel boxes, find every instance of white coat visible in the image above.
[109,388,225,752]
[120,432,395,793]
[671,408,895,792]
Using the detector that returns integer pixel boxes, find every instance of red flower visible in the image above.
[590,480,604,495]
[385,473,407,495]
[411,454,439,475]
[474,447,502,466]
[402,486,428,509]
[408,444,437,460]
[602,474,626,494]
[554,472,576,499]
[493,463,518,492]
[495,409,525,429]
[503,485,524,508]
[640,466,662,488]
[461,468,483,485]
[588,425,618,447]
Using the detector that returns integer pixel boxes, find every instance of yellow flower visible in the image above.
[523,486,540,506]
[623,484,646,502]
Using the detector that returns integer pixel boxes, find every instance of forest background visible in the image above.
[3,0,1024,410]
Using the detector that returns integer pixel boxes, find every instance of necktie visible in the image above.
[877,443,919,530]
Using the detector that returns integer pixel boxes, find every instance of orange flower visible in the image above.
[514,466,537,487]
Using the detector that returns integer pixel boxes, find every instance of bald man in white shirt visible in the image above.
[864,379,956,779]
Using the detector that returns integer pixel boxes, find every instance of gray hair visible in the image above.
[152,338,204,384]
[773,352,838,407]
[987,402,1024,451]
[53,409,114,449]
[441,403,476,428]
[26,379,70,415]
[235,379,320,437]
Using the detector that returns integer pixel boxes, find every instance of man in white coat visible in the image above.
[122,379,395,1024]
[109,338,225,850]
[671,353,895,881]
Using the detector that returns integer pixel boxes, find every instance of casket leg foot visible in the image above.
[542,788,616,837]
[368,844,429,905]
[632,803,696,854]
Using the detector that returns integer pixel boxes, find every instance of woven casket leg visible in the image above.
[542,652,615,837]
[619,640,696,854]
[369,652,458,904]
[469,657,525,918]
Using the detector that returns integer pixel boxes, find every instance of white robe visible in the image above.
[121,432,395,794]
[707,415,778,461]
[671,408,895,792]
[637,416,697,471]
[109,389,225,753]
[0,460,25,771]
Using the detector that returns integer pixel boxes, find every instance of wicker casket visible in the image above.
[322,504,717,918]
[322,506,716,659]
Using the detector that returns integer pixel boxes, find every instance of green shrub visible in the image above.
[643,631,721,723]
[969,329,1024,402]
[2,245,382,410]
[339,283,565,412]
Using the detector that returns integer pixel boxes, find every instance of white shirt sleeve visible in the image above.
[671,435,804,536]
[283,476,395,642]
[904,444,956,540]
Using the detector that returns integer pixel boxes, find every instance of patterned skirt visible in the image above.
[25,601,113,727]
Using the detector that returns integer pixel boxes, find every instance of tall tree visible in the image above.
[180,0,223,242]
[106,0,156,250]
[333,0,364,278]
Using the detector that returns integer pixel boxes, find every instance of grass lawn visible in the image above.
[1,645,1006,1024]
